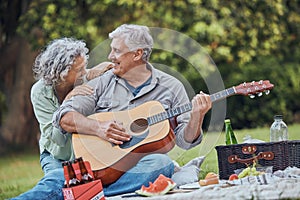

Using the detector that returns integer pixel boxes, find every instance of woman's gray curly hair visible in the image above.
[109,24,153,62]
[33,38,89,86]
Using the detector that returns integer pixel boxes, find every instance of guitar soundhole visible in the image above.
[130,118,148,134]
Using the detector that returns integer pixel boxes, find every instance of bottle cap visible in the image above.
[274,115,283,119]
[224,119,231,123]
[61,161,69,167]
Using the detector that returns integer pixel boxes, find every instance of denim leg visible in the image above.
[40,151,63,174]
[10,151,65,200]
[103,154,174,197]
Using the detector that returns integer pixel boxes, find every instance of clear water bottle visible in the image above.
[270,115,288,142]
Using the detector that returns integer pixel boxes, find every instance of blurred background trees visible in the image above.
[0,0,299,152]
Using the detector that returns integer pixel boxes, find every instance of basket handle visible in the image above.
[242,145,257,154]
[228,151,274,164]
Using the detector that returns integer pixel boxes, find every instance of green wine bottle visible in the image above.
[225,119,238,145]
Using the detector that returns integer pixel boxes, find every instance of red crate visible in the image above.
[62,159,105,200]
[62,179,105,200]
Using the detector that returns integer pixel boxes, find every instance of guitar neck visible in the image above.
[210,86,236,102]
[147,87,236,125]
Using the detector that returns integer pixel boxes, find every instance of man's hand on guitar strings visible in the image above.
[97,120,131,145]
[183,91,212,143]
[191,91,212,117]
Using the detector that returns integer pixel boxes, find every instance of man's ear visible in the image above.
[133,49,143,61]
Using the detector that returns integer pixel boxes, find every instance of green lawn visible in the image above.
[1,124,299,199]
[0,150,43,199]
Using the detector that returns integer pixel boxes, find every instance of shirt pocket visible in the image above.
[95,98,120,112]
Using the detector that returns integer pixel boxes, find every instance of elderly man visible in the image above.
[53,24,211,196]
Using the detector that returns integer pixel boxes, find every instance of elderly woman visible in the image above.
[11,38,112,200]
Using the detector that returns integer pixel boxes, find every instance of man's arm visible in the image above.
[60,111,131,145]
[169,81,211,150]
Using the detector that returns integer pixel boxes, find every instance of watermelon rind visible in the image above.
[136,181,177,197]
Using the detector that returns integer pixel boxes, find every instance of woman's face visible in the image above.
[65,56,87,86]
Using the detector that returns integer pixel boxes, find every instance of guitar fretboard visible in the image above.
[210,87,236,102]
[147,103,193,125]
[147,87,236,126]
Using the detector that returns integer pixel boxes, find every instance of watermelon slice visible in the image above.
[136,174,176,197]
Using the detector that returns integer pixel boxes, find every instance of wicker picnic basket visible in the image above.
[215,140,300,179]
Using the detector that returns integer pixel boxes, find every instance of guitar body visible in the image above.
[72,101,176,186]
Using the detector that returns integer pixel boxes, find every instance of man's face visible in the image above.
[108,37,136,77]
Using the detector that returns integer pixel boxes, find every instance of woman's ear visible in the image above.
[133,49,143,61]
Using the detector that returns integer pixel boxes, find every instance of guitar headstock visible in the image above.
[234,80,274,98]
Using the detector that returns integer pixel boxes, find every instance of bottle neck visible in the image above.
[225,122,232,129]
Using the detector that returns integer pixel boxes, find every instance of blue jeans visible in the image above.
[10,152,174,199]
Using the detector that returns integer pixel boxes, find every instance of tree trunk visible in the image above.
[0,36,39,153]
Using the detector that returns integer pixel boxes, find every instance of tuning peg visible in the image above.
[257,92,263,97]
[265,90,270,95]
[249,94,255,98]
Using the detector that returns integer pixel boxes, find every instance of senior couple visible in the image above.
[11,24,212,199]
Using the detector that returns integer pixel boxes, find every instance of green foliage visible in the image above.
[13,0,300,128]
[225,56,300,128]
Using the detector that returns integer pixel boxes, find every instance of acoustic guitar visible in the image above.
[72,80,274,185]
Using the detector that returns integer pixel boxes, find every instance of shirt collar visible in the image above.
[112,62,160,85]
[40,80,59,103]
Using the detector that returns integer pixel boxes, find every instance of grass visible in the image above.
[1,124,299,199]
[0,149,43,199]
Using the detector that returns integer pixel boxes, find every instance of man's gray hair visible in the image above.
[109,24,153,61]
[33,37,89,85]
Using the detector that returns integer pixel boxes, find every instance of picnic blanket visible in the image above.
[107,166,300,200]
